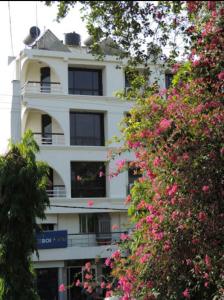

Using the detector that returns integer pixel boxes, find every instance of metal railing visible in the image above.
[33,133,65,146]
[22,81,62,94]
[67,231,129,247]
[46,185,66,198]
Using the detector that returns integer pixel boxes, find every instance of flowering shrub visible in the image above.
[109,2,224,300]
[58,261,114,299]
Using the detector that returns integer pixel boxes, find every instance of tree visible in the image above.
[107,2,224,299]
[0,131,49,300]
[46,1,192,65]
[48,1,224,299]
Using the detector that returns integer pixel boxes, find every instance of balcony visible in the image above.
[22,81,62,94]
[46,185,66,198]
[68,231,128,247]
[33,132,65,146]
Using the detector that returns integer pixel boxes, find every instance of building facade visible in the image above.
[0,29,168,300]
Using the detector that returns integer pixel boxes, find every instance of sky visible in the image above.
[0,1,88,72]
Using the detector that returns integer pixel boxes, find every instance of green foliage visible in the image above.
[0,130,49,300]
[45,1,190,65]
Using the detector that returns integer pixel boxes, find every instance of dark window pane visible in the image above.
[36,268,58,300]
[70,112,104,146]
[40,67,51,93]
[165,73,174,89]
[128,166,142,185]
[71,162,106,198]
[40,224,54,231]
[41,114,52,144]
[68,68,102,95]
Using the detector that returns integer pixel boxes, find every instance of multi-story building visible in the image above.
[0,28,167,300]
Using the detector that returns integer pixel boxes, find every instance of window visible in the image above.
[70,112,104,146]
[41,114,52,144]
[71,162,106,197]
[79,214,98,233]
[68,68,103,95]
[128,165,142,194]
[79,213,111,246]
[165,73,174,89]
[36,268,58,300]
[40,224,54,231]
[40,67,51,93]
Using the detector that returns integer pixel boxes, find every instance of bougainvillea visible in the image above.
[108,2,224,300]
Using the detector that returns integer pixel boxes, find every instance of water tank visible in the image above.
[23,26,41,45]
[65,32,81,46]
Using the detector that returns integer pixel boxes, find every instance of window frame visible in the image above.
[71,161,106,198]
[70,111,105,146]
[165,73,174,89]
[68,67,103,96]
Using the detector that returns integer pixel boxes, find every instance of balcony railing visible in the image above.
[46,185,66,198]
[67,231,129,247]
[22,81,62,94]
[33,133,65,146]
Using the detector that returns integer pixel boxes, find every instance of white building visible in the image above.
[0,28,168,300]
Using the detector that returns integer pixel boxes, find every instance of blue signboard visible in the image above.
[36,230,68,249]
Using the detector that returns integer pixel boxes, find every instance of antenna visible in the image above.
[36,1,38,28]
[8,1,14,56]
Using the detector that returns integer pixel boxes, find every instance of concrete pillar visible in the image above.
[11,80,21,143]
[58,266,67,300]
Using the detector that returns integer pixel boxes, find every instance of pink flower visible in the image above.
[100,281,106,289]
[58,284,66,292]
[111,250,121,259]
[153,156,161,167]
[198,211,207,222]
[85,262,91,271]
[120,233,129,241]
[116,159,126,169]
[75,279,81,287]
[85,273,93,280]
[163,241,171,252]
[125,194,131,204]
[202,185,210,193]
[112,224,119,230]
[205,254,211,268]
[76,175,82,181]
[105,290,113,297]
[105,257,111,267]
[146,215,154,224]
[106,283,112,289]
[83,282,89,289]
[87,286,93,293]
[182,153,190,161]
[182,288,190,298]
[99,171,104,177]
[87,200,94,207]
[159,119,172,132]
[139,254,151,263]
[166,184,178,196]
[218,71,224,80]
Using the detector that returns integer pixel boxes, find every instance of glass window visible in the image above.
[70,112,104,146]
[36,268,58,300]
[68,68,103,95]
[71,162,106,198]
[40,224,54,231]
[165,73,174,89]
[41,114,52,144]
[40,67,51,93]
[128,165,142,194]
[79,214,98,233]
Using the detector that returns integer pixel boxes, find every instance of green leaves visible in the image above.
[0,131,49,299]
